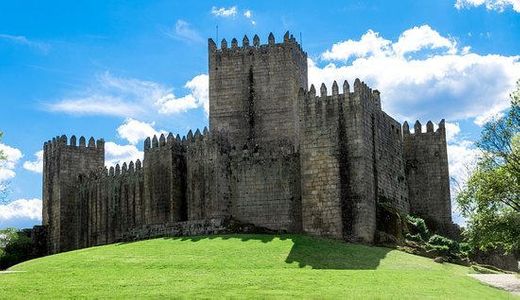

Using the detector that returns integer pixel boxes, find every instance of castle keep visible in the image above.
[42,32,453,253]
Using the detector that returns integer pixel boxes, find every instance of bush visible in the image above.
[426,234,461,258]
[406,215,430,241]
[405,233,423,243]
[425,244,451,257]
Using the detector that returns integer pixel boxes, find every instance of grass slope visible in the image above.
[0,234,515,299]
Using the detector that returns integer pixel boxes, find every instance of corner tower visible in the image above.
[42,135,104,253]
[208,32,308,147]
[403,120,452,232]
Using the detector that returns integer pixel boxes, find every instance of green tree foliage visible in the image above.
[0,229,33,270]
[457,80,520,254]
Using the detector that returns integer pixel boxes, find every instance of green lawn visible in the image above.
[0,234,515,299]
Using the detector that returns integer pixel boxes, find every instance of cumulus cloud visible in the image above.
[0,198,42,228]
[211,6,238,17]
[117,119,166,145]
[455,0,520,12]
[23,150,43,174]
[104,142,143,167]
[0,143,23,182]
[168,20,203,44]
[0,33,50,53]
[312,25,520,125]
[47,72,209,118]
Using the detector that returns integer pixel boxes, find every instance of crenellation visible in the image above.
[268,32,275,45]
[152,135,159,148]
[42,31,453,254]
[414,120,422,133]
[426,121,434,133]
[159,133,166,146]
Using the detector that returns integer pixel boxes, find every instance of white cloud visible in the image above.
[117,118,166,145]
[321,30,391,61]
[104,142,143,167]
[157,74,209,115]
[0,198,42,228]
[169,20,203,44]
[47,72,209,118]
[0,143,23,182]
[0,34,50,53]
[211,6,238,17]
[23,150,43,174]
[392,25,457,56]
[455,0,520,12]
[312,25,520,125]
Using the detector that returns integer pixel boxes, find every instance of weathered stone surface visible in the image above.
[41,32,453,254]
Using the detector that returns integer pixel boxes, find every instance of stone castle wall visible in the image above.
[41,32,453,254]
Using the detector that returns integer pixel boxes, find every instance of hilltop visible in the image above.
[0,234,514,299]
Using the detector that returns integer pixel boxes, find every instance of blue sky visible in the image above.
[1,0,519,228]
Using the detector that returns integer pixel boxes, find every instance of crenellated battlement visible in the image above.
[402,119,446,136]
[44,135,104,151]
[300,79,382,126]
[144,132,183,152]
[209,31,305,58]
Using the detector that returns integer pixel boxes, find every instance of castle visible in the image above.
[42,32,453,254]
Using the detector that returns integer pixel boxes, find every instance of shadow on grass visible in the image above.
[126,234,391,270]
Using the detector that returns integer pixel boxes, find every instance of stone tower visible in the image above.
[403,120,452,231]
[208,32,308,147]
[42,135,104,253]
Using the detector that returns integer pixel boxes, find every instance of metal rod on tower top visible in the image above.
[216,25,219,42]
[300,32,302,46]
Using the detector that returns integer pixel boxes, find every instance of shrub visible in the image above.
[426,234,462,258]
[405,233,423,243]
[425,244,451,257]
[406,215,430,241]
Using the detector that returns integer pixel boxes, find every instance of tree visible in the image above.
[457,80,520,254]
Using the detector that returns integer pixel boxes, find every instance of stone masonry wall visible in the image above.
[229,142,301,232]
[77,161,144,247]
[185,128,231,220]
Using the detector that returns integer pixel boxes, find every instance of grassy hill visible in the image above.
[0,234,515,299]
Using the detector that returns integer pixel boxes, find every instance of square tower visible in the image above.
[208,32,308,147]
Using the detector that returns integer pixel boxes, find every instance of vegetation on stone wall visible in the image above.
[457,80,520,255]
